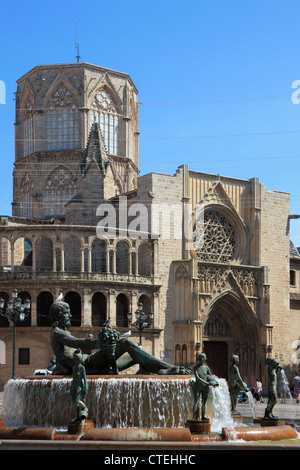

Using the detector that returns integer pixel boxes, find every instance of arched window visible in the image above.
[37,291,53,326]
[23,94,35,157]
[19,172,33,218]
[64,235,81,272]
[138,294,151,314]
[116,293,129,327]
[65,291,81,326]
[90,90,119,155]
[46,83,79,151]
[92,292,107,326]
[91,239,107,273]
[36,237,53,271]
[138,243,152,276]
[116,241,129,274]
[43,166,77,216]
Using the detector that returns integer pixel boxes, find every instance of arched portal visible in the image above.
[203,292,260,386]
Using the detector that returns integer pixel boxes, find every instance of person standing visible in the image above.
[278,371,289,403]
[253,379,264,403]
[293,372,300,403]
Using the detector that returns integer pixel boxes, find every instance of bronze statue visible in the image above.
[49,301,191,375]
[264,355,283,419]
[228,354,249,413]
[191,352,219,421]
[70,349,89,422]
[98,326,120,374]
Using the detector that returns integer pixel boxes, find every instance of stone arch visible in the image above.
[203,291,260,385]
[65,291,81,326]
[35,236,53,271]
[92,292,107,326]
[137,242,152,276]
[138,294,152,314]
[13,236,33,268]
[116,240,130,274]
[64,235,82,272]
[116,293,129,327]
[91,238,107,273]
[37,291,54,326]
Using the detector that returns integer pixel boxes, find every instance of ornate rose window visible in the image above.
[194,211,236,263]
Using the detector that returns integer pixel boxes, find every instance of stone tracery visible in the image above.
[195,211,236,263]
[43,166,77,216]
[90,90,119,155]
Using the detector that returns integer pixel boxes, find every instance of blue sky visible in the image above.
[1,0,300,245]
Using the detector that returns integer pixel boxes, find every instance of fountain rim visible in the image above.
[16,374,195,381]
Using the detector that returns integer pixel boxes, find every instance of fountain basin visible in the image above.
[84,427,192,441]
[0,426,56,440]
[222,425,298,442]
[2,375,234,432]
[2,375,194,429]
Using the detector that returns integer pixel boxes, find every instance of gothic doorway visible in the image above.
[203,341,228,379]
[203,291,260,386]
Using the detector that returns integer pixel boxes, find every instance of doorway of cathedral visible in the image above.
[203,341,228,380]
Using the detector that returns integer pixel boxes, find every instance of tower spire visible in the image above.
[75,20,80,63]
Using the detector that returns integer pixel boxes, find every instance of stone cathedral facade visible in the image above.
[0,62,299,387]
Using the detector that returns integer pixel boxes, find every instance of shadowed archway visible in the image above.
[203,291,260,386]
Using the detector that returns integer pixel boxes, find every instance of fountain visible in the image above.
[0,300,299,447]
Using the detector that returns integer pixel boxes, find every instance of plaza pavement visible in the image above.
[236,396,300,424]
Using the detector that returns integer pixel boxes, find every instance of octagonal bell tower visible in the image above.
[12,62,139,222]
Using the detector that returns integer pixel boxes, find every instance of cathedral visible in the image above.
[0,61,299,387]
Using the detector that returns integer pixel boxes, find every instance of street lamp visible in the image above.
[0,289,31,379]
[127,302,154,346]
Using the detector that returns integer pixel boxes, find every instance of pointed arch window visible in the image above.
[23,94,35,157]
[46,83,79,151]
[43,166,77,216]
[90,90,119,155]
[20,172,33,218]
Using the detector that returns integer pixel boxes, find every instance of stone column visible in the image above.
[30,293,37,326]
[52,245,57,272]
[108,290,116,326]
[32,242,36,272]
[60,247,65,272]
[81,248,85,272]
[82,288,92,327]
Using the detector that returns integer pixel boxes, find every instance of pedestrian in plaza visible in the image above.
[293,372,300,403]
[253,378,264,403]
[278,372,289,403]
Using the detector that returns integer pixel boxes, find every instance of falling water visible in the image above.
[206,378,234,432]
[246,390,257,419]
[279,370,293,405]
[2,378,73,427]
[2,376,233,432]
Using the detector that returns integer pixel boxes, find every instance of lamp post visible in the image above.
[0,289,31,379]
[127,302,154,346]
